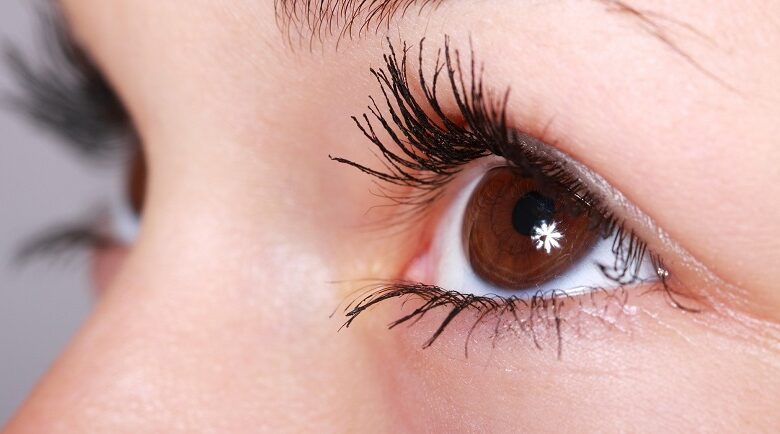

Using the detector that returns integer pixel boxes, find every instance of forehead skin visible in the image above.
[4,0,779,432]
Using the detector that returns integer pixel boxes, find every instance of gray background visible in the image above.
[0,0,112,423]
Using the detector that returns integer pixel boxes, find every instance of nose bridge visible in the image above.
[5,217,383,432]
[0,2,394,431]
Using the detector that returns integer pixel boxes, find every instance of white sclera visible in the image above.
[432,167,657,299]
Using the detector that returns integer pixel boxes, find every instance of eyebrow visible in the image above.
[274,0,443,45]
[276,0,728,91]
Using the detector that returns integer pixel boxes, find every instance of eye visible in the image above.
[335,37,688,346]
[427,163,658,299]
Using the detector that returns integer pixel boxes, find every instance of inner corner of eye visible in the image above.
[410,164,660,299]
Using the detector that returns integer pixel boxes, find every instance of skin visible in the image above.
[5,0,780,432]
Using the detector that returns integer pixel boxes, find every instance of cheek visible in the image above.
[362,291,773,432]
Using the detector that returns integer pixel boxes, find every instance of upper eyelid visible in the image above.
[281,0,724,288]
[335,36,644,232]
[335,37,680,288]
[526,132,702,283]
[516,131,654,236]
[528,126,735,313]
[519,126,684,253]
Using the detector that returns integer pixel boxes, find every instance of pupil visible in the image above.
[511,191,555,236]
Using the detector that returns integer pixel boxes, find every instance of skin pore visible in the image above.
[5,0,780,432]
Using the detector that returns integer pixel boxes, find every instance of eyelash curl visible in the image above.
[332,37,697,355]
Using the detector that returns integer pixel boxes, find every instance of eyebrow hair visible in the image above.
[602,0,733,91]
[276,0,729,90]
[275,0,443,46]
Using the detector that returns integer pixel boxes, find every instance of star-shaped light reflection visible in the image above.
[530,221,564,255]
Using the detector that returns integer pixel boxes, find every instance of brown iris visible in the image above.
[462,167,599,289]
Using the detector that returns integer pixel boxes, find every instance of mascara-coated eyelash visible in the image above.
[333,37,697,351]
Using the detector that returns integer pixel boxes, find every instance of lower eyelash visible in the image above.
[341,281,609,359]
[339,275,696,358]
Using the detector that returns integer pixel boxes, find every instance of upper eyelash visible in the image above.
[5,6,135,161]
[332,36,652,282]
[332,37,700,349]
[330,37,503,210]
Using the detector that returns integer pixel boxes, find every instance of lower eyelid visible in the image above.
[342,278,664,355]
